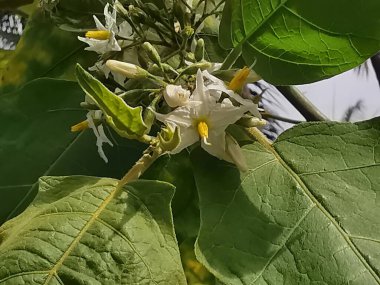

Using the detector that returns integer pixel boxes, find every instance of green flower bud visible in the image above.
[180,61,211,76]
[194,38,205,61]
[142,42,161,65]
[148,64,162,76]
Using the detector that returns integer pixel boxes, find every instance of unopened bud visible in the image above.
[180,61,211,76]
[106,60,148,79]
[129,5,146,21]
[114,0,129,16]
[194,38,204,61]
[142,42,161,65]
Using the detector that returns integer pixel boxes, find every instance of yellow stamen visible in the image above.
[228,66,250,91]
[85,30,111,40]
[197,121,211,145]
[71,120,89,132]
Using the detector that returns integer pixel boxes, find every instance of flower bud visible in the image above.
[164,85,191,107]
[180,61,211,76]
[106,60,148,79]
[194,38,204,61]
[142,42,161,65]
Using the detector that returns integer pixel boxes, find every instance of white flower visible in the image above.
[164,85,191,107]
[78,3,121,54]
[86,110,114,163]
[155,70,249,164]
[202,70,262,118]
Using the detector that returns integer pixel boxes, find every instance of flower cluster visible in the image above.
[153,68,265,171]
[72,1,266,170]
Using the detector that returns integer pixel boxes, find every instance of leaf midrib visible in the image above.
[42,180,123,285]
[253,130,380,283]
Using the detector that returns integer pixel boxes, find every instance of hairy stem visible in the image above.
[117,145,162,189]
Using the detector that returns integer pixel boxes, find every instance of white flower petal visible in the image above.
[118,21,133,39]
[93,16,106,31]
[86,111,113,163]
[225,134,248,172]
[208,101,247,130]
[202,130,230,161]
[154,107,193,128]
[172,127,198,154]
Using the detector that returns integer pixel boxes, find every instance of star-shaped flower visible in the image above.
[78,3,131,54]
[155,70,249,167]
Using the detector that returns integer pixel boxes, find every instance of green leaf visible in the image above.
[192,118,380,284]
[0,78,145,225]
[76,64,148,139]
[0,10,95,93]
[0,176,187,284]
[41,0,111,31]
[142,151,200,242]
[219,0,380,84]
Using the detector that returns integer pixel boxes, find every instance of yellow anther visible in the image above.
[197,121,211,145]
[228,66,250,91]
[71,120,89,132]
[85,30,111,40]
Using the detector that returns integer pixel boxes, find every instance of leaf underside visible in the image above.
[0,176,186,285]
[220,0,380,84]
[192,117,380,285]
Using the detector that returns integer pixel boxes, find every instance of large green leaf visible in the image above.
[0,10,95,93]
[0,176,186,284]
[219,0,380,85]
[76,65,148,139]
[142,151,200,242]
[192,118,380,284]
[0,78,145,224]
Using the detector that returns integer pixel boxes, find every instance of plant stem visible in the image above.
[246,126,273,146]
[117,145,162,189]
[261,112,304,124]
[220,45,242,70]
[275,86,329,121]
